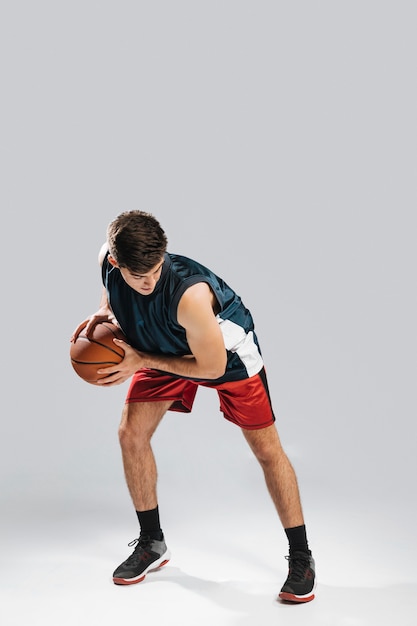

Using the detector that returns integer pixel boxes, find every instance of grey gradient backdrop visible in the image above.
[1,2,416,625]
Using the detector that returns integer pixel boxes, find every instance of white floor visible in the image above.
[2,394,417,626]
[2,487,417,626]
[3,539,416,626]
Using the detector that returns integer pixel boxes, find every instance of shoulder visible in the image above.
[98,242,108,266]
[180,282,213,304]
[177,282,218,325]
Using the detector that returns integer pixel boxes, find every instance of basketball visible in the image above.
[70,321,126,384]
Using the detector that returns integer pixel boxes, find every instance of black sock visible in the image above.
[285,524,310,554]
[136,506,164,541]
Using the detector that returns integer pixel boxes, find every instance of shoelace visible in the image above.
[124,536,152,566]
[128,535,154,548]
[285,554,311,582]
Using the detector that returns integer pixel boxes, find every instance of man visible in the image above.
[71,210,316,603]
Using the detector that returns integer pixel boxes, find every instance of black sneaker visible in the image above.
[278,550,316,603]
[113,535,171,585]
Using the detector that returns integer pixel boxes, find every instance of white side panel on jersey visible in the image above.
[217,317,264,378]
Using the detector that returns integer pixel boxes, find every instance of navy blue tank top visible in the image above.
[102,252,264,382]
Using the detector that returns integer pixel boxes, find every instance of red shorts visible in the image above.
[126,367,276,430]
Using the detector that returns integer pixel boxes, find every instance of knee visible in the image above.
[117,401,168,452]
[253,441,284,467]
[118,408,149,451]
[118,419,135,447]
[244,426,286,467]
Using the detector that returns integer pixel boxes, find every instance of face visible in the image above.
[112,257,165,295]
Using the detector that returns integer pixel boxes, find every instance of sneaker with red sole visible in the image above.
[113,535,170,585]
[278,550,316,603]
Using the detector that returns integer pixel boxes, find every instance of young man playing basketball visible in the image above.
[72,210,316,603]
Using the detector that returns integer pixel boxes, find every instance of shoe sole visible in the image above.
[113,551,171,585]
[278,590,315,603]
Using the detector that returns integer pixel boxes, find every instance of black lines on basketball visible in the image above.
[70,322,126,385]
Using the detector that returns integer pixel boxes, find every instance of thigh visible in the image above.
[242,423,284,461]
[120,399,172,440]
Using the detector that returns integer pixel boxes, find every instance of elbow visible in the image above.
[208,368,226,381]
[206,355,227,380]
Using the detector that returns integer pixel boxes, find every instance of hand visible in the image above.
[70,307,118,342]
[95,339,147,386]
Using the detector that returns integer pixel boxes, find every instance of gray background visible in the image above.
[1,1,416,625]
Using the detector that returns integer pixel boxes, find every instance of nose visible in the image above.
[143,276,156,288]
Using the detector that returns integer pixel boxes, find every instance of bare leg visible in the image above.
[242,424,304,529]
[118,401,172,511]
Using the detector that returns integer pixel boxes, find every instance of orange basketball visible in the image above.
[70,322,126,385]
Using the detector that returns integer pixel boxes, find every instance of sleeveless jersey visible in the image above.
[102,252,264,383]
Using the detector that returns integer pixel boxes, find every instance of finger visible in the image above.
[84,320,95,337]
[70,320,88,342]
[98,378,124,386]
[113,338,128,348]
[96,372,126,386]
[85,317,105,337]
[96,365,121,376]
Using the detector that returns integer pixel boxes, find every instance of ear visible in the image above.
[108,255,119,268]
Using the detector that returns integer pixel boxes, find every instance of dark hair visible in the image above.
[107,210,168,273]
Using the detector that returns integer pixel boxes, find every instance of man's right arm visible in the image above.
[70,244,116,341]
